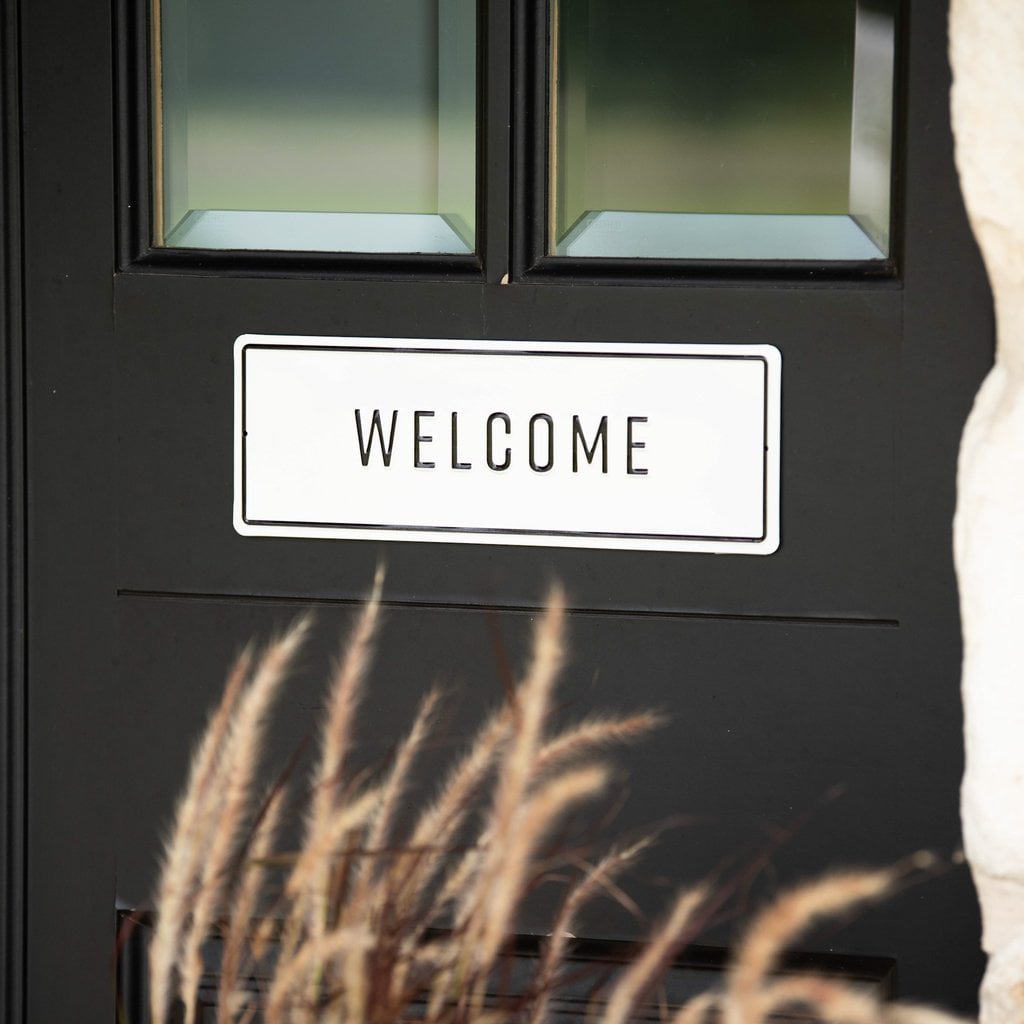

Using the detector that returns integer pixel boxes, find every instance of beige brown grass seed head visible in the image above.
[146,585,973,1024]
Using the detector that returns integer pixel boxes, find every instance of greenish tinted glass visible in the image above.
[153,0,476,253]
[550,0,895,261]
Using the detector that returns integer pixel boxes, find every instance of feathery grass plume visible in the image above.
[282,784,385,905]
[340,687,445,1020]
[475,763,611,970]
[148,645,252,1024]
[217,783,288,1020]
[533,712,666,779]
[264,925,375,1022]
[452,763,615,1024]
[392,706,513,925]
[346,686,443,917]
[490,586,567,826]
[458,588,566,946]
[176,617,313,1024]
[756,975,881,1024]
[724,865,898,1024]
[600,886,708,1024]
[149,616,311,1024]
[272,778,385,987]
[311,566,385,822]
[299,567,384,947]
[423,711,661,939]
[147,580,970,1024]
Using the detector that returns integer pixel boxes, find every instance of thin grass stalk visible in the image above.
[345,687,443,924]
[528,838,652,1024]
[149,646,252,1024]
[450,601,573,1024]
[368,686,443,857]
[599,886,707,1024]
[461,592,566,956]
[217,784,288,1023]
[178,618,312,1024]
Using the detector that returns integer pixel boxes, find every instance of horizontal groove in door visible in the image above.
[117,588,899,629]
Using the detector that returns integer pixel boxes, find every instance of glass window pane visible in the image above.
[550,0,895,262]
[153,0,476,254]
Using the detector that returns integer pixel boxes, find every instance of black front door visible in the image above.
[4,1,995,1020]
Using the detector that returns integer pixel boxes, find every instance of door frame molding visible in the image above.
[1,0,27,1019]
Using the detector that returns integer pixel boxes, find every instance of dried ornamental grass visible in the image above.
[147,582,973,1024]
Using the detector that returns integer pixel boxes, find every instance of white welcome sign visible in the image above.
[234,336,781,554]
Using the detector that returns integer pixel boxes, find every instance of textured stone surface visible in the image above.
[950,1,1024,1021]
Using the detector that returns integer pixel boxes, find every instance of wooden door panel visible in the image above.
[115,275,901,620]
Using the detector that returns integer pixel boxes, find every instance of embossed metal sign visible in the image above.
[234,336,781,554]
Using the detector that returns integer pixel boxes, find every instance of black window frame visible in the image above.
[115,0,904,285]
[114,0,505,280]
[513,0,905,285]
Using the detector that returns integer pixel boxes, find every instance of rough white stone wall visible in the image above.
[950,1,1024,1021]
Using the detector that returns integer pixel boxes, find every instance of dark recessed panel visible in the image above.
[113,594,976,1004]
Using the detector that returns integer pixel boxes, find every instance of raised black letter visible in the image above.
[414,411,435,468]
[486,412,511,471]
[354,409,398,467]
[572,415,608,473]
[529,414,554,473]
[451,411,472,470]
[626,416,648,476]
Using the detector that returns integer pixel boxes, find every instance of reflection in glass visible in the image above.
[550,0,895,261]
[153,0,476,253]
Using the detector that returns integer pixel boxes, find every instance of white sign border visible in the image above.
[233,335,781,554]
